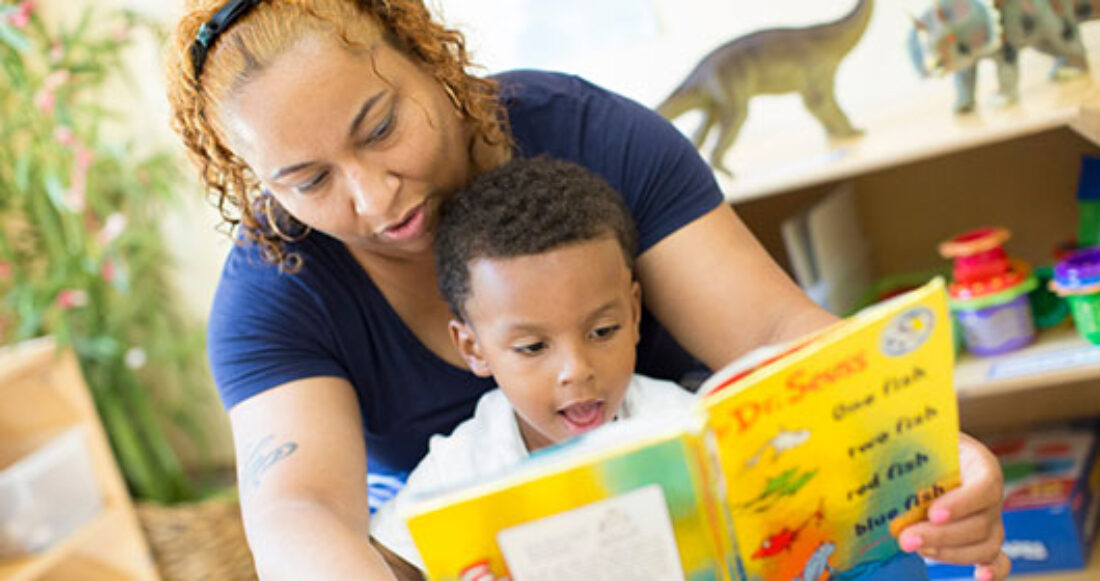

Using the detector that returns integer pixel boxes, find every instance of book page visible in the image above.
[702,279,961,580]
[496,485,685,581]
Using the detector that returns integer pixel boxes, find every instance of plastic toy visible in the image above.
[1050,247,1100,344]
[939,227,1037,356]
[1029,266,1070,330]
[909,0,1097,113]
[657,0,872,175]
[1077,156,1100,248]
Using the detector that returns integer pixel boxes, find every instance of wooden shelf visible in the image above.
[0,339,158,581]
[955,325,1100,399]
[0,506,124,581]
[38,555,131,581]
[717,57,1100,205]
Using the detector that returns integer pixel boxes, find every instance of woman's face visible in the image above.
[224,33,472,258]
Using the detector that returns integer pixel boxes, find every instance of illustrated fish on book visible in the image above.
[745,428,812,468]
[737,467,819,513]
[751,499,825,559]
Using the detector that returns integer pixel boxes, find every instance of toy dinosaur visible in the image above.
[657,0,874,176]
[909,0,1099,113]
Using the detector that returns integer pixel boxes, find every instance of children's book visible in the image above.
[402,279,962,581]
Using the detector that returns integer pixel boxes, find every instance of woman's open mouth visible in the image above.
[380,203,427,242]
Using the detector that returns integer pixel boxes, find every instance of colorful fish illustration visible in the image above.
[751,501,825,559]
[792,541,836,581]
[739,467,819,512]
[459,560,510,581]
[747,428,812,468]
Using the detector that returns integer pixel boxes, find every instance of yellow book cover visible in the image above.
[403,279,960,581]
[700,278,960,580]
[403,413,736,580]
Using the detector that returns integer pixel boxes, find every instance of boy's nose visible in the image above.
[557,345,596,387]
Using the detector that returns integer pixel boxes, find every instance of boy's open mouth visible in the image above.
[558,400,605,435]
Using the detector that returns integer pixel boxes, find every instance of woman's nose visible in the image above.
[347,165,400,217]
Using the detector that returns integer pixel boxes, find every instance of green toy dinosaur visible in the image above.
[657,1,874,176]
[909,0,1099,113]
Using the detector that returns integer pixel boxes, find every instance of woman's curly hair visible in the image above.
[166,0,511,271]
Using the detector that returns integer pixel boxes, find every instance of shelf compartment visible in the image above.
[717,38,1100,205]
[0,506,120,581]
[955,326,1100,398]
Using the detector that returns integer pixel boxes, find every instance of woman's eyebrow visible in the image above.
[348,90,386,138]
[269,90,387,181]
[270,161,317,181]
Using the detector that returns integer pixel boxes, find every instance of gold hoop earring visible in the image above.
[441,80,462,112]
[263,196,311,243]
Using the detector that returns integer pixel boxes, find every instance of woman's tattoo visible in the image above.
[241,434,299,494]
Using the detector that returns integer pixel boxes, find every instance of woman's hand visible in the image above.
[896,433,1010,581]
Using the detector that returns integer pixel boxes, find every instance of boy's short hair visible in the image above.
[435,157,638,319]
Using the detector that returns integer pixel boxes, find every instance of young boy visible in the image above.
[368,157,696,573]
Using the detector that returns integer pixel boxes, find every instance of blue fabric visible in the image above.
[861,553,929,580]
[207,70,725,488]
[831,551,929,580]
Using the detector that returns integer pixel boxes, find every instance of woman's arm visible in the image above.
[636,203,836,368]
[229,376,399,580]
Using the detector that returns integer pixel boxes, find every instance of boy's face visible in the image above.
[450,236,641,452]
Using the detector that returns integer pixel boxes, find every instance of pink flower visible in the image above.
[74,146,94,170]
[98,213,126,245]
[8,1,33,29]
[63,148,91,212]
[64,180,86,212]
[53,125,75,147]
[10,12,29,28]
[35,70,70,114]
[34,89,55,114]
[0,261,11,279]
[57,289,88,310]
[101,259,116,283]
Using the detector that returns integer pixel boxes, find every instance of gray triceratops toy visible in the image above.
[909,0,1100,113]
[657,0,874,176]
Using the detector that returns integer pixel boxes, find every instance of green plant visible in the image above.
[1,1,216,502]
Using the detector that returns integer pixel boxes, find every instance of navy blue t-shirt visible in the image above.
[208,70,722,484]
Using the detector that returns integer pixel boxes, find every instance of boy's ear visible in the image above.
[630,280,642,344]
[449,319,492,377]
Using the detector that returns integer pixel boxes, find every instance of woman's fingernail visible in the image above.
[900,533,923,552]
[930,507,951,524]
[975,566,993,581]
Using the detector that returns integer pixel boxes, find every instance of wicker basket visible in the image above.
[136,499,257,580]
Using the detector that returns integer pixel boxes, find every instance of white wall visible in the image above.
[97,0,931,322]
[437,0,930,152]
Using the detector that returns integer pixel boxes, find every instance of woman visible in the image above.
[167,1,1009,579]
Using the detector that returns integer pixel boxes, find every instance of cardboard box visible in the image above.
[927,427,1100,578]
